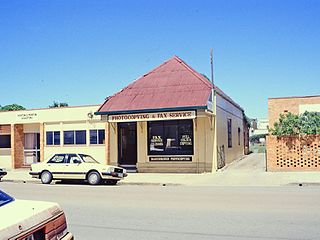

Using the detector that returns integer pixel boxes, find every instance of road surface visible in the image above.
[1,182,319,240]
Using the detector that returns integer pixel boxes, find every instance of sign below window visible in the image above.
[108,111,196,122]
[149,156,192,161]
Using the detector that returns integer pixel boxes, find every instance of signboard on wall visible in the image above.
[108,111,196,122]
[149,157,192,161]
[16,112,39,122]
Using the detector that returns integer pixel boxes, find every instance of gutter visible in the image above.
[95,106,208,116]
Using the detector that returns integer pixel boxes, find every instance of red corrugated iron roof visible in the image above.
[97,55,242,114]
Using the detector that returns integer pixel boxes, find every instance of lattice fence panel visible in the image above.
[273,136,320,170]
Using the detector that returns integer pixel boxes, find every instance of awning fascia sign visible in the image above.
[108,111,196,122]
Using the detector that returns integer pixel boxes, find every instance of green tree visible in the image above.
[49,101,69,108]
[270,111,320,136]
[0,104,26,111]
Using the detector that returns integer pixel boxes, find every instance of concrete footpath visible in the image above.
[2,153,320,186]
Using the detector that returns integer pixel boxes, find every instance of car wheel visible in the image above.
[41,171,53,184]
[87,171,101,185]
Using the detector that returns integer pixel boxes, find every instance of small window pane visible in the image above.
[54,131,60,145]
[90,130,97,144]
[64,131,74,145]
[0,135,11,148]
[98,130,105,144]
[46,132,53,145]
[76,130,86,144]
[228,119,232,148]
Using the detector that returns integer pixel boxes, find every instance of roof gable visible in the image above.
[97,56,213,114]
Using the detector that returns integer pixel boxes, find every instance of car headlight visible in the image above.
[107,167,115,173]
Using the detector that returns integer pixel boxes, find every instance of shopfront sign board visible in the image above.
[149,157,192,161]
[108,111,196,122]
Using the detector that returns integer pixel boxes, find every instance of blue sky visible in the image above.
[1,0,319,118]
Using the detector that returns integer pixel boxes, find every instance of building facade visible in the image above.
[0,105,106,169]
[267,94,320,171]
[268,95,320,127]
[96,56,248,172]
[0,56,248,173]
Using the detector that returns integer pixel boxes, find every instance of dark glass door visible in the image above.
[118,122,137,167]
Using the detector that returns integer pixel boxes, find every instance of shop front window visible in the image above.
[148,120,193,155]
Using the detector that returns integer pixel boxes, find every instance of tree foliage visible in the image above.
[0,104,26,111]
[49,101,69,108]
[249,134,267,143]
[270,111,320,136]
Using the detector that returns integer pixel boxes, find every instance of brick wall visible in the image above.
[11,124,24,168]
[267,135,320,171]
[268,95,320,128]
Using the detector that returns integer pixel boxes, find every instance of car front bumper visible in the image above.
[101,172,127,180]
[61,232,74,240]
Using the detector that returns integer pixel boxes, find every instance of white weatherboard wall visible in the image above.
[216,94,244,165]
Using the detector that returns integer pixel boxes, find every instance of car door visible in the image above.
[63,154,87,180]
[46,154,68,179]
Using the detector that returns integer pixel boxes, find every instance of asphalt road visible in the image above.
[1,182,320,240]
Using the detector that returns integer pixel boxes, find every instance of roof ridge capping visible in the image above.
[172,55,213,88]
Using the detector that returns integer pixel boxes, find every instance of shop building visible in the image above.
[0,56,248,173]
[0,105,106,169]
[96,56,248,173]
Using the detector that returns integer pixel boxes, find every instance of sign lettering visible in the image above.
[108,111,196,122]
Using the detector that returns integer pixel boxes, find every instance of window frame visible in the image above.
[147,120,194,156]
[0,134,11,149]
[89,129,105,145]
[227,119,232,148]
[63,130,87,145]
[46,131,60,146]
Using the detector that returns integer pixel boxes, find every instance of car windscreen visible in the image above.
[79,154,99,163]
[0,190,14,207]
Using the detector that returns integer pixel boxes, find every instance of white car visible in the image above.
[0,168,7,181]
[0,189,73,240]
[30,153,127,185]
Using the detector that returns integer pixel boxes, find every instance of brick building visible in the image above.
[268,95,320,128]
[267,94,320,171]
